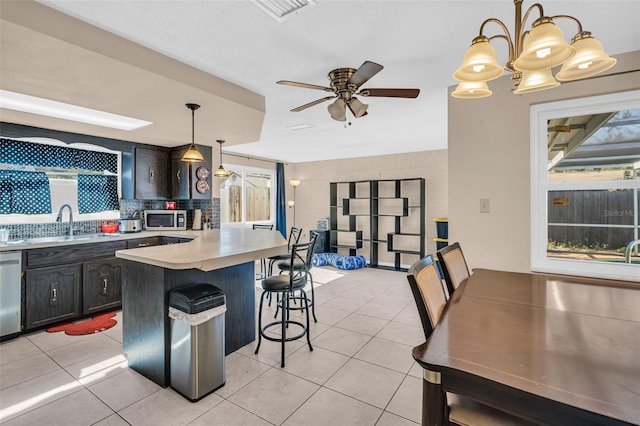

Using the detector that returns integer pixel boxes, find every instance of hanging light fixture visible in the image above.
[452,0,616,98]
[181,103,204,162]
[214,139,229,177]
[327,98,346,121]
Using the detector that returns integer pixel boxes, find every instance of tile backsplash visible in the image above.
[1,198,220,241]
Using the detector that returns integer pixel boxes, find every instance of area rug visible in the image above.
[46,312,117,336]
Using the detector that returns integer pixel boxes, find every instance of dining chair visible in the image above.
[437,242,470,297]
[255,233,317,368]
[407,255,531,426]
[252,223,274,280]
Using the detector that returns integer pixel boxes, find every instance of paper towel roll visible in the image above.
[192,209,202,230]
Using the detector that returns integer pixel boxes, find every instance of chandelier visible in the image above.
[452,0,616,98]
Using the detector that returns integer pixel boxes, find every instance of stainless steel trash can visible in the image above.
[169,284,226,402]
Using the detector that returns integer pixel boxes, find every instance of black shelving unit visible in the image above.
[329,178,425,271]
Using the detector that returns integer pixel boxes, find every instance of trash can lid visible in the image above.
[170,284,225,314]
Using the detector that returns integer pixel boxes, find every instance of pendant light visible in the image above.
[214,139,229,177]
[181,103,204,162]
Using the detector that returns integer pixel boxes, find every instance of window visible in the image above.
[531,90,640,281]
[219,165,274,226]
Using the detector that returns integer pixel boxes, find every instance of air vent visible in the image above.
[250,0,316,22]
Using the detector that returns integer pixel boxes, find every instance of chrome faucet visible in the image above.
[56,204,74,236]
[625,239,640,263]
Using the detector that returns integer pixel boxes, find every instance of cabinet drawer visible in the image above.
[26,241,127,268]
[126,237,163,248]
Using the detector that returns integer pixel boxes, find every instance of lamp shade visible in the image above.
[214,165,229,177]
[556,33,617,81]
[451,80,492,99]
[349,97,368,118]
[289,179,300,187]
[181,146,204,162]
[453,36,504,82]
[513,18,575,71]
[513,68,560,94]
[327,98,346,121]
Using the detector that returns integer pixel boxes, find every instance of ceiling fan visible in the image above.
[277,60,420,122]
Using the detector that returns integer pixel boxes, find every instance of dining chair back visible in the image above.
[437,242,470,297]
[407,255,447,340]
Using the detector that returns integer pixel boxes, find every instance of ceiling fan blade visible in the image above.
[290,96,335,112]
[348,61,384,89]
[359,88,420,98]
[277,80,333,92]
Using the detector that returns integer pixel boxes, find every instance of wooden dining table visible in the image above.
[412,268,640,426]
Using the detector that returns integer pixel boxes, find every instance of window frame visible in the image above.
[530,90,640,282]
[219,163,275,227]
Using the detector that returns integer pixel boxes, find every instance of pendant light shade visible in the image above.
[181,103,204,163]
[513,68,560,94]
[451,80,492,99]
[453,36,504,82]
[327,98,346,121]
[513,18,575,71]
[214,139,229,178]
[556,32,617,81]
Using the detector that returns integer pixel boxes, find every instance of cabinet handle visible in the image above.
[138,242,150,247]
[149,167,155,183]
[102,278,108,295]
[177,170,181,181]
[52,287,57,302]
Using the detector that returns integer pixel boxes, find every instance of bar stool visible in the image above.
[252,223,274,280]
[255,233,317,368]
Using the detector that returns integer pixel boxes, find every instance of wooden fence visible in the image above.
[548,189,637,250]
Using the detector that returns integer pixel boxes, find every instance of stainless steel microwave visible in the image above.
[144,210,187,231]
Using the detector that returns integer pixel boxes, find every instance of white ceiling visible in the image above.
[3,1,640,163]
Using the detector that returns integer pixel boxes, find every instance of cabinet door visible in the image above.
[83,258,122,314]
[135,147,169,200]
[25,264,81,330]
[170,148,190,199]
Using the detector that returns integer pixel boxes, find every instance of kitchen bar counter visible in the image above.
[114,228,287,271]
[115,227,287,387]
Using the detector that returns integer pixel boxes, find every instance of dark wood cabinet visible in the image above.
[24,240,127,330]
[25,264,81,329]
[169,144,212,200]
[135,147,169,200]
[83,258,123,314]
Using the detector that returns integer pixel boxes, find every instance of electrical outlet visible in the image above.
[480,198,490,213]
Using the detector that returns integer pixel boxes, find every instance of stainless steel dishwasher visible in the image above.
[0,251,22,338]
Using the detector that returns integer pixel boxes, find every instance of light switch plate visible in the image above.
[480,198,490,213]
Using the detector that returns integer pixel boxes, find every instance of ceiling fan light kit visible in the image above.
[452,0,616,99]
[278,60,419,121]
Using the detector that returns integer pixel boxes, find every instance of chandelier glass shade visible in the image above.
[452,0,616,99]
[181,103,204,162]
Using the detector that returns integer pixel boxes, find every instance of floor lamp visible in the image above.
[289,179,300,227]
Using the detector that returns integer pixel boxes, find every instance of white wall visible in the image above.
[448,50,640,273]
[285,150,448,256]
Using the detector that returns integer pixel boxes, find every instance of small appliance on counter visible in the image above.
[144,210,187,231]
[192,209,202,230]
[119,210,143,233]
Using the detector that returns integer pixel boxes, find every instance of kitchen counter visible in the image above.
[115,228,287,271]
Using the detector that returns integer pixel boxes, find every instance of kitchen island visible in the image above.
[115,227,287,387]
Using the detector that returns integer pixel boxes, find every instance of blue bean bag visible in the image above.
[312,253,367,270]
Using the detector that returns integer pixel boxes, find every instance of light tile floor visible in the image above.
[0,266,425,426]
